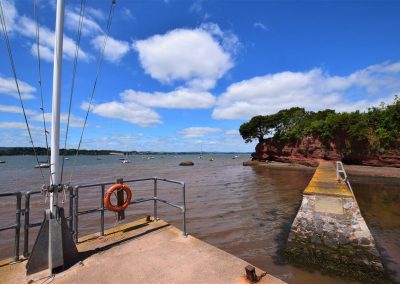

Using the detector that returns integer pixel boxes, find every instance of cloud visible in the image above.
[87,86,217,126]
[0,122,39,130]
[133,23,235,90]
[0,75,36,99]
[253,22,268,31]
[18,16,91,62]
[225,129,239,135]
[200,23,241,55]
[213,61,400,119]
[179,127,222,138]
[85,7,105,20]
[2,1,91,62]
[0,104,85,127]
[83,101,162,127]
[0,104,37,115]
[29,113,85,128]
[65,6,102,36]
[120,88,216,109]
[1,0,17,30]
[91,35,130,63]
[121,7,134,20]
[189,0,204,13]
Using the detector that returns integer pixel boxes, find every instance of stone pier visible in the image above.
[286,161,387,282]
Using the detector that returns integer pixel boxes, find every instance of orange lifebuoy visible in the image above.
[104,184,132,212]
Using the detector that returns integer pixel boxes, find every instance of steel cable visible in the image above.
[60,0,87,184]
[69,0,117,184]
[34,0,53,186]
[0,0,47,186]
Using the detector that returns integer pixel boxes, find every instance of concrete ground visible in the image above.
[304,161,352,197]
[0,218,285,284]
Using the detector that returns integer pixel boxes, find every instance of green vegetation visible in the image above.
[239,96,400,155]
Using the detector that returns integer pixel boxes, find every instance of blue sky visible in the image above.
[0,0,399,152]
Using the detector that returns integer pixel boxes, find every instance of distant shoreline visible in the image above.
[243,160,400,178]
[0,147,251,156]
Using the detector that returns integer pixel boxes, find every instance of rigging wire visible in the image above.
[0,0,47,186]
[68,0,117,184]
[34,0,53,186]
[60,0,87,184]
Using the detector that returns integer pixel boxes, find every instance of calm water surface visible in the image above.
[0,155,398,283]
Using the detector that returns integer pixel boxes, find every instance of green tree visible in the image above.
[239,115,276,143]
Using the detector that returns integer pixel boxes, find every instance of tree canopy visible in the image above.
[239,97,400,154]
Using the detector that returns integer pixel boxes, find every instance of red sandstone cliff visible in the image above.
[252,136,400,167]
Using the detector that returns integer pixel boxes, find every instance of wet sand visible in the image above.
[244,160,400,178]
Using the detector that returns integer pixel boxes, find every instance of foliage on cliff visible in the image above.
[239,97,400,155]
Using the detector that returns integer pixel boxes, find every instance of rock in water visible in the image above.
[179,161,194,166]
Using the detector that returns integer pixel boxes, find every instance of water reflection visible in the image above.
[351,176,400,283]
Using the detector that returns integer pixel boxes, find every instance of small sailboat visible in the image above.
[34,163,50,168]
[209,158,214,161]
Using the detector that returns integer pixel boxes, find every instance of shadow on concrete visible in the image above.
[78,223,170,262]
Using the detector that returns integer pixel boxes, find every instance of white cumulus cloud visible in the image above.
[0,75,36,99]
[120,88,216,109]
[213,61,400,120]
[91,35,130,63]
[133,24,235,90]
[83,101,162,127]
[179,127,222,138]
[65,6,103,36]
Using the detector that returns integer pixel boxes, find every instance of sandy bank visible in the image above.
[344,164,400,178]
[243,160,315,172]
[244,160,400,178]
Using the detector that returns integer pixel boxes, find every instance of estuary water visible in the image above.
[0,154,399,283]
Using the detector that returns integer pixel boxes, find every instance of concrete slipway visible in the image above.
[0,218,285,284]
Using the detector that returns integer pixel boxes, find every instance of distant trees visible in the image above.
[239,96,400,154]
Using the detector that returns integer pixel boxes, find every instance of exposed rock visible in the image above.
[252,136,400,167]
[179,161,194,166]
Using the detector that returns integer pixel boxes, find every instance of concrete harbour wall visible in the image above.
[285,161,387,282]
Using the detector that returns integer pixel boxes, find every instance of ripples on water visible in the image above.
[0,155,398,283]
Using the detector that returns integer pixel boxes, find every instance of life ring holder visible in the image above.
[104,184,132,212]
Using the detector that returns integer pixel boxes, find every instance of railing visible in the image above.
[73,177,187,243]
[0,176,186,263]
[0,192,21,262]
[336,161,354,194]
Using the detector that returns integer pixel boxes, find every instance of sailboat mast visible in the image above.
[50,0,65,213]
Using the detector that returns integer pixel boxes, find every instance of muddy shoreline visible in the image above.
[244,160,400,179]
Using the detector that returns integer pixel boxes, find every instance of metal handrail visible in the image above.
[0,192,22,262]
[0,176,186,263]
[336,161,354,194]
[73,177,187,243]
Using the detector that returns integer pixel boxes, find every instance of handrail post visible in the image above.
[69,186,74,233]
[182,183,187,237]
[116,178,125,221]
[154,178,158,221]
[336,161,339,180]
[14,192,21,262]
[74,187,79,243]
[100,185,105,236]
[23,192,30,257]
